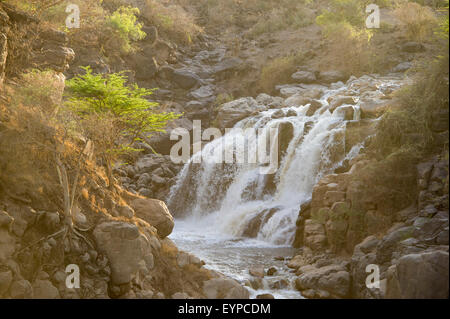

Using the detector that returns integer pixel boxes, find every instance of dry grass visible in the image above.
[258,52,306,93]
[394,2,439,42]
[323,22,377,76]
[143,0,203,44]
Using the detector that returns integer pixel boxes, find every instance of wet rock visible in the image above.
[286,109,297,117]
[215,97,266,129]
[130,198,174,238]
[271,109,285,119]
[203,278,250,299]
[287,255,309,270]
[249,265,265,278]
[329,96,356,111]
[270,279,289,289]
[242,207,279,238]
[267,267,278,276]
[305,100,323,117]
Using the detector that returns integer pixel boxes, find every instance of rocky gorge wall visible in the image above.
[0,3,250,300]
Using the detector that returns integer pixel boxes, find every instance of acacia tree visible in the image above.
[66,66,180,187]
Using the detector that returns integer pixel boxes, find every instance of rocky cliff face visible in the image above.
[290,154,449,299]
[0,3,249,300]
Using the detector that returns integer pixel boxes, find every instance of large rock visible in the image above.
[130,198,174,238]
[319,71,347,83]
[303,219,327,251]
[171,69,200,89]
[93,221,146,285]
[292,70,316,83]
[203,278,250,299]
[296,264,350,298]
[215,97,266,129]
[386,250,449,299]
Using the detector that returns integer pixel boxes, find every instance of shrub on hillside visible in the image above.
[65,67,180,184]
[105,6,146,53]
[394,2,438,42]
[144,0,202,44]
[258,52,306,93]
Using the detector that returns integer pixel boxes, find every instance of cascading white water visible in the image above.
[168,75,406,246]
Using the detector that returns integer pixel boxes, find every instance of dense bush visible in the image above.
[65,66,180,158]
[394,2,438,42]
[258,52,306,93]
[106,6,146,53]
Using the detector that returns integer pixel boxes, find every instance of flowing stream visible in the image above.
[167,74,406,298]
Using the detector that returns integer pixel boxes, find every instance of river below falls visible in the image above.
[170,219,304,299]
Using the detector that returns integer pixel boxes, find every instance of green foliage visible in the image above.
[106,6,146,53]
[65,67,180,157]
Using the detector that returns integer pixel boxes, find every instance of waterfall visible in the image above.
[167,75,405,245]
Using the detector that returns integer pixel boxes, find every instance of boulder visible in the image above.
[171,69,200,89]
[215,97,266,129]
[386,250,449,299]
[319,71,347,83]
[249,265,265,278]
[93,221,146,285]
[296,264,350,298]
[203,278,250,299]
[190,85,215,99]
[284,94,313,107]
[392,62,413,73]
[303,219,327,251]
[292,71,316,83]
[130,198,174,238]
[305,100,323,117]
